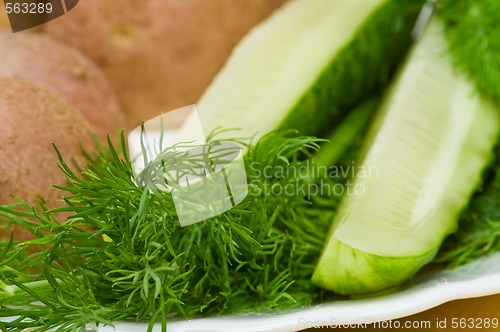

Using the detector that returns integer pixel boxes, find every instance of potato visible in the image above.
[0,30,125,140]
[44,0,284,128]
[0,79,94,241]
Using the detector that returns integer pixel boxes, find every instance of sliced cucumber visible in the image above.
[312,19,500,295]
[177,0,423,142]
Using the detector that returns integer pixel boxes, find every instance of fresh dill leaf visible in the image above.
[0,130,344,331]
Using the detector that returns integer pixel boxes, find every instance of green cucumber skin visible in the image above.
[279,0,425,137]
[312,238,437,295]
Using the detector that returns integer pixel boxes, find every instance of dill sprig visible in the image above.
[0,130,342,331]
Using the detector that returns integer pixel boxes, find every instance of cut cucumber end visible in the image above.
[311,237,437,295]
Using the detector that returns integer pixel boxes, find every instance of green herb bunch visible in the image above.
[437,0,500,106]
[0,130,340,331]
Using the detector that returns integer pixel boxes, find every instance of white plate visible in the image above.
[94,251,500,332]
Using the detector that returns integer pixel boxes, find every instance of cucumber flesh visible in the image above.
[176,0,423,143]
[312,19,500,294]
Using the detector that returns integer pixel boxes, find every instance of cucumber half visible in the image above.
[312,19,500,295]
[176,0,423,142]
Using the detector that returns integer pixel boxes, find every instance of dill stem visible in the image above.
[0,279,51,301]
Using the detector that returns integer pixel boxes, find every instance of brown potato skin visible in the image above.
[44,0,284,128]
[0,30,126,140]
[0,79,94,241]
